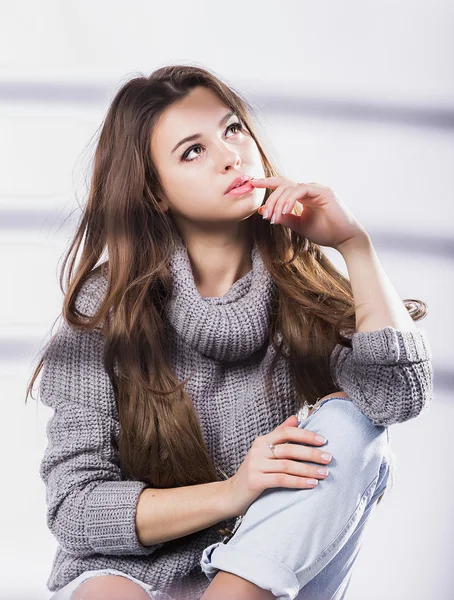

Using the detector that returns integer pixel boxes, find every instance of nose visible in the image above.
[214,140,241,171]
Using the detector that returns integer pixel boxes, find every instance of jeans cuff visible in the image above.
[200,541,300,600]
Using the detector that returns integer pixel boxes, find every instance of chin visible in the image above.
[239,205,262,222]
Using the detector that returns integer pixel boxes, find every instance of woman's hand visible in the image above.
[225,414,333,517]
[251,176,369,251]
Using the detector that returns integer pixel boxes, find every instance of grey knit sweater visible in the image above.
[39,235,433,599]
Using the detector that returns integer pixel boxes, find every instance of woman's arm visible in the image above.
[336,233,418,333]
[136,481,236,546]
[39,275,168,557]
[329,233,433,426]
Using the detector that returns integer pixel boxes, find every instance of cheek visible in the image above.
[162,167,200,198]
[166,172,217,214]
[175,171,208,199]
[245,141,265,173]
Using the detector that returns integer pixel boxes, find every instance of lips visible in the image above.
[224,175,252,194]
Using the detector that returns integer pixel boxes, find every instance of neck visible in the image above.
[176,222,254,299]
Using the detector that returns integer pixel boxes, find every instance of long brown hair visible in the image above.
[26,64,427,507]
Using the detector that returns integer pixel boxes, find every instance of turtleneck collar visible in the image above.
[166,235,277,361]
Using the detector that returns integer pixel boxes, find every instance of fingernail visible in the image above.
[315,435,326,443]
[282,203,288,215]
[263,208,269,219]
[270,213,276,224]
[321,453,332,461]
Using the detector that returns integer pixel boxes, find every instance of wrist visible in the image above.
[221,476,242,518]
[336,232,372,257]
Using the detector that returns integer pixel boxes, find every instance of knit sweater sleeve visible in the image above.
[329,326,434,426]
[39,273,164,557]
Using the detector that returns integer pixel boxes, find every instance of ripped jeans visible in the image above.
[200,395,391,600]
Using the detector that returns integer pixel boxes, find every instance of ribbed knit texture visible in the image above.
[39,236,434,599]
[167,237,276,361]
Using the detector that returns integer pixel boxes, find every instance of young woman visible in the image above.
[26,64,433,600]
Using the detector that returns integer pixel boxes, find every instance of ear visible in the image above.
[158,197,170,213]
[154,184,170,213]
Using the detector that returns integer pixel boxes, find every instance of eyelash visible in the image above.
[180,122,245,162]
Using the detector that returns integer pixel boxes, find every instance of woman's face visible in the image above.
[149,86,266,227]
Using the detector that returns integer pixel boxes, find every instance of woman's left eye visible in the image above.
[226,122,244,135]
[181,122,244,162]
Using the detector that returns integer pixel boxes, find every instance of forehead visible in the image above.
[151,87,230,153]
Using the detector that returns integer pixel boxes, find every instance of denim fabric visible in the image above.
[48,568,173,600]
[200,396,391,600]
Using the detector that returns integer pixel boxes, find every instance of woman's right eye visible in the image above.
[181,144,203,162]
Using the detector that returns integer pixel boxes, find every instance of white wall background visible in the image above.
[1,1,453,599]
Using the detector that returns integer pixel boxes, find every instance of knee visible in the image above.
[307,391,348,416]
[320,390,349,401]
[72,574,150,600]
[309,395,388,467]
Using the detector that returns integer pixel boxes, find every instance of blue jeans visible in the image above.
[200,396,391,600]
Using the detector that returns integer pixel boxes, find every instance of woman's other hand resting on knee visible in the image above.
[225,391,348,516]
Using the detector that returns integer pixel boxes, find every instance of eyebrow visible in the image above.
[171,110,236,155]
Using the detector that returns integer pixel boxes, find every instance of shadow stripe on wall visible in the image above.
[0,208,453,258]
[1,80,453,130]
